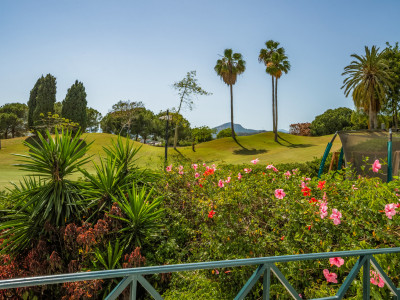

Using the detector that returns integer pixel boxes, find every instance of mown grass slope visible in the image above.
[0,132,341,189]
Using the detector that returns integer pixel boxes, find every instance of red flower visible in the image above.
[208,210,216,218]
[309,197,318,204]
[318,181,326,190]
[301,187,311,196]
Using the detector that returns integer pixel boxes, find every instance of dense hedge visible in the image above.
[155,161,400,299]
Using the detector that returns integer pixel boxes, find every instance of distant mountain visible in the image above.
[212,123,266,136]
[278,129,289,134]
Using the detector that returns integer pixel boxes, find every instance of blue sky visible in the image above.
[1,0,399,131]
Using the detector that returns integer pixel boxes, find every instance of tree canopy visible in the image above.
[62,80,88,131]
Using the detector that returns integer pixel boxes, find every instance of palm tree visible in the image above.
[342,46,393,129]
[214,49,246,142]
[259,40,290,142]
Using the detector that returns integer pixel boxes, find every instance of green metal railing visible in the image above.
[1,248,400,299]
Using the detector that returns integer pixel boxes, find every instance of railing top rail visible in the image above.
[1,247,400,290]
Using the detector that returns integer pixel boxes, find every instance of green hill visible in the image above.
[0,132,341,189]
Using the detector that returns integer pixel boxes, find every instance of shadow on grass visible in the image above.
[284,143,313,148]
[233,148,268,155]
[172,148,191,162]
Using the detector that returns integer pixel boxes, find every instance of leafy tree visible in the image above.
[259,40,291,142]
[32,74,56,125]
[62,80,88,131]
[310,107,353,136]
[101,100,145,136]
[192,126,215,143]
[86,107,102,133]
[54,101,63,115]
[215,49,245,143]
[217,128,237,139]
[27,77,42,129]
[172,71,210,149]
[381,42,400,129]
[0,103,28,138]
[155,111,191,145]
[350,109,369,130]
[342,46,393,129]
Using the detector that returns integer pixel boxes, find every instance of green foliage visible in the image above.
[381,42,400,128]
[34,112,80,133]
[86,107,102,132]
[215,49,246,140]
[12,129,91,227]
[110,185,164,249]
[0,102,28,138]
[311,107,353,136]
[342,46,393,129]
[27,77,42,129]
[62,80,88,131]
[32,74,56,126]
[156,162,400,298]
[172,71,211,148]
[192,126,215,143]
[217,128,236,139]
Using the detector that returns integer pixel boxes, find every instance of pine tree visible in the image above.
[32,74,56,124]
[62,80,88,131]
[27,76,43,129]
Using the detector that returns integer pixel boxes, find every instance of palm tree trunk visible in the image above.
[230,84,236,140]
[274,77,278,142]
[271,76,275,136]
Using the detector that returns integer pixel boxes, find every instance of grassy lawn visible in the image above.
[0,132,341,190]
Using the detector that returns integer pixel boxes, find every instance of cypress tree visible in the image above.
[62,80,88,131]
[27,76,43,129]
[32,74,56,123]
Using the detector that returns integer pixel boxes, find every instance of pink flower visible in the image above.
[370,270,385,288]
[275,189,286,199]
[225,176,231,183]
[218,179,224,188]
[192,164,198,170]
[272,167,278,172]
[203,163,206,166]
[166,165,172,172]
[179,171,184,175]
[372,159,381,173]
[244,168,252,173]
[178,165,184,171]
[352,185,358,190]
[251,158,259,164]
[330,208,342,225]
[319,202,328,219]
[301,181,307,189]
[303,177,311,181]
[285,171,291,179]
[238,173,242,180]
[266,165,274,169]
[323,269,338,283]
[385,203,398,219]
[195,172,200,178]
[329,257,344,268]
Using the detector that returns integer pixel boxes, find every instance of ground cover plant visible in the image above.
[0,130,399,299]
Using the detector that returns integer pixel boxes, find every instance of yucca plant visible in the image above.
[0,178,44,253]
[0,129,92,254]
[80,157,131,218]
[102,135,160,185]
[110,185,164,249]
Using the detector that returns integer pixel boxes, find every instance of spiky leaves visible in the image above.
[109,185,164,249]
[214,49,246,141]
[342,46,393,129]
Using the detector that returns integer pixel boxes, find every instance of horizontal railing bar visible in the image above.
[1,247,400,290]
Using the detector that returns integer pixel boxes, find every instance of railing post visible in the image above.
[130,275,137,300]
[362,255,370,300]
[263,266,271,300]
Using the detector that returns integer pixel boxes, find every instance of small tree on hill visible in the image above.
[32,74,56,126]
[172,71,211,149]
[62,80,88,131]
[27,76,43,129]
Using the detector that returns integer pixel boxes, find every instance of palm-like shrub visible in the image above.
[110,185,164,249]
[0,129,91,253]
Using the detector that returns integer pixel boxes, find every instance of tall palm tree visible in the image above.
[259,40,290,142]
[342,46,393,129]
[214,49,246,142]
